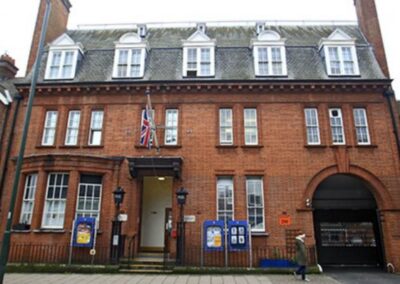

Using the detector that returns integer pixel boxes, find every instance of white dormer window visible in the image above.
[319,29,360,76]
[113,32,147,78]
[45,34,83,80]
[182,25,215,77]
[252,30,287,76]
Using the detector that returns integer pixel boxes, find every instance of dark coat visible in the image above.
[295,238,307,266]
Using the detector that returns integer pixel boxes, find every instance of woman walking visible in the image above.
[294,233,310,281]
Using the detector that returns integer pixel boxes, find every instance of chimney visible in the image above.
[26,0,72,74]
[354,0,389,77]
[0,53,19,81]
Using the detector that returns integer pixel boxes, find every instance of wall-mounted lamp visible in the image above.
[306,198,311,208]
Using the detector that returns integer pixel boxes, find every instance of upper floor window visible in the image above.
[329,108,345,145]
[113,33,147,78]
[76,175,102,228]
[353,108,370,145]
[182,24,215,77]
[219,108,233,145]
[165,109,179,145]
[217,177,234,223]
[252,30,287,76]
[42,173,69,229]
[65,110,81,146]
[42,110,58,146]
[89,110,104,146]
[44,34,83,80]
[20,174,38,225]
[319,29,360,76]
[304,108,321,145]
[244,108,258,145]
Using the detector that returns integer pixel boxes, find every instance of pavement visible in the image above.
[3,271,399,283]
[325,267,400,284]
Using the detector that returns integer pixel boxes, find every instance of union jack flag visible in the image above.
[140,105,151,148]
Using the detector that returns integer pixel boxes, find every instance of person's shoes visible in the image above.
[303,277,310,282]
[293,271,298,279]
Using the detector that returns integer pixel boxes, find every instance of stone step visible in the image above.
[119,268,173,274]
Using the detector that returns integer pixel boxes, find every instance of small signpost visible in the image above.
[68,217,97,265]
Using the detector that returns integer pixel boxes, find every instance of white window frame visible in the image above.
[45,49,80,80]
[246,177,265,232]
[323,45,360,76]
[75,178,103,229]
[164,109,179,145]
[304,108,321,145]
[353,108,371,145]
[219,108,233,145]
[329,108,346,145]
[19,174,38,225]
[41,173,69,229]
[244,108,258,145]
[65,110,81,146]
[183,45,215,77]
[253,46,287,76]
[112,47,146,78]
[88,110,104,146]
[216,177,234,223]
[42,110,58,146]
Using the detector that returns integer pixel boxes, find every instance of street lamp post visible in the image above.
[175,187,188,265]
[111,186,125,263]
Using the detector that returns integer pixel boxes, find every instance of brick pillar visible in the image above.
[26,0,72,74]
[354,0,389,77]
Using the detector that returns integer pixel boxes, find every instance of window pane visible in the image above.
[329,109,345,144]
[187,48,197,70]
[89,111,104,145]
[217,178,234,223]
[165,109,178,145]
[353,108,370,144]
[42,111,58,145]
[75,176,102,229]
[244,109,258,145]
[246,177,264,231]
[220,109,233,144]
[304,108,320,144]
[20,174,38,225]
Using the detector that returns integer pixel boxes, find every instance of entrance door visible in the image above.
[140,177,172,251]
[312,174,383,266]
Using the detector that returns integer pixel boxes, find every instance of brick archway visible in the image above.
[303,165,394,210]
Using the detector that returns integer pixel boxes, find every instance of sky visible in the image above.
[0,0,399,95]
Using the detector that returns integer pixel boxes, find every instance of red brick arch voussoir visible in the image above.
[302,165,394,210]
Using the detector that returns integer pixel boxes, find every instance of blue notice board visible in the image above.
[228,220,249,251]
[203,220,224,251]
[72,217,96,248]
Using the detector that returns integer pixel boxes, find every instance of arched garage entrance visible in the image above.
[312,174,384,266]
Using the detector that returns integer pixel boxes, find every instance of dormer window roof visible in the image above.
[112,32,147,78]
[44,34,84,80]
[182,25,216,77]
[319,29,360,76]
[251,30,287,77]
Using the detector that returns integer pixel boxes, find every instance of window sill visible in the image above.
[216,145,238,149]
[251,232,270,237]
[160,145,182,149]
[33,229,66,233]
[355,144,377,148]
[59,145,81,149]
[11,229,31,233]
[304,144,327,149]
[82,145,104,149]
[241,145,264,149]
[36,145,57,149]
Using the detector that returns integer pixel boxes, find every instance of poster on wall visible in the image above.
[203,220,224,251]
[72,217,96,248]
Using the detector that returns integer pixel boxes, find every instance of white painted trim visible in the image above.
[244,108,258,145]
[246,177,265,232]
[323,45,360,76]
[44,49,81,80]
[41,110,58,146]
[182,46,215,77]
[112,47,147,78]
[253,46,287,76]
[353,108,371,145]
[0,92,9,106]
[304,108,321,145]
[216,177,235,222]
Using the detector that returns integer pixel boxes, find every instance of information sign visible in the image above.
[203,220,224,251]
[72,217,96,248]
[228,220,249,251]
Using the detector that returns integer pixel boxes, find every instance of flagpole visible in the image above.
[145,89,160,153]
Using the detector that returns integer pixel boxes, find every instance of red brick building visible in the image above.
[1,0,399,269]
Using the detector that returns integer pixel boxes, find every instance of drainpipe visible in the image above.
[383,87,400,158]
[0,94,22,204]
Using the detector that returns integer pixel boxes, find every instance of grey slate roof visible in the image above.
[25,25,386,84]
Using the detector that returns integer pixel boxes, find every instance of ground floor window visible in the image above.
[217,177,234,223]
[246,177,265,232]
[20,173,38,225]
[75,174,103,228]
[42,173,69,229]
